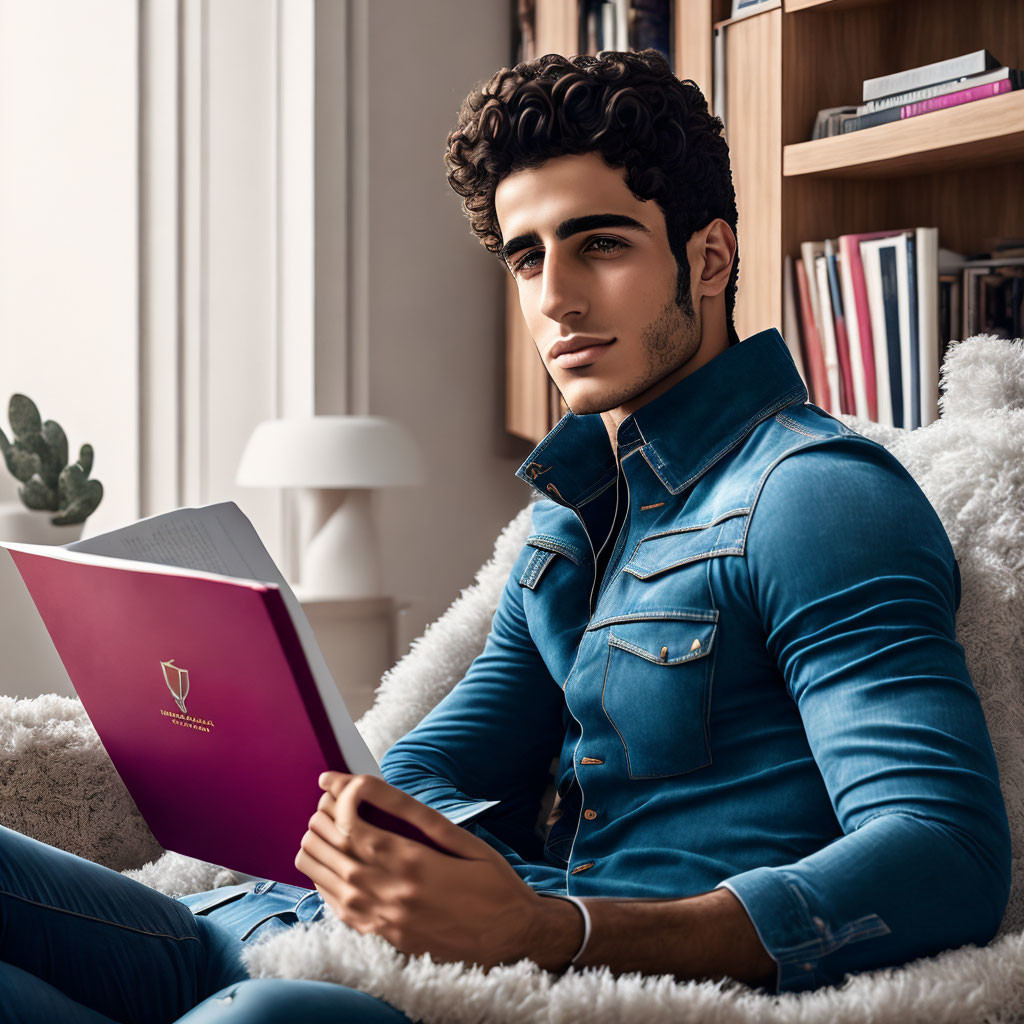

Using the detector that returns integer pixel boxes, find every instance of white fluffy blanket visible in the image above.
[2,334,1024,1023]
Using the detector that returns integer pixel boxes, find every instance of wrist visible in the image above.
[526,893,586,973]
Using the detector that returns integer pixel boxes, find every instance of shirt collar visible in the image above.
[515,326,808,504]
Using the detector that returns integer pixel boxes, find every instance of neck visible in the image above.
[600,301,731,454]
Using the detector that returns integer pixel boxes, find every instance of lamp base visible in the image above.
[297,488,382,599]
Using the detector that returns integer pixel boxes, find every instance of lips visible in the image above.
[549,335,615,360]
[549,336,616,369]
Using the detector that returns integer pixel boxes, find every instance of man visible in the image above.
[295,50,1010,995]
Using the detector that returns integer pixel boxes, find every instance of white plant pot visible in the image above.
[0,502,85,545]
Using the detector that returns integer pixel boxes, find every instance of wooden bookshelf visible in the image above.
[504,0,1024,441]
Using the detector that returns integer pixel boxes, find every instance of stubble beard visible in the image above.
[558,284,700,416]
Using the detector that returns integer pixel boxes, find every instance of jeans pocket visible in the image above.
[175,882,258,916]
[601,616,717,779]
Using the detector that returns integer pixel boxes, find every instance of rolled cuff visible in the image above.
[715,867,890,993]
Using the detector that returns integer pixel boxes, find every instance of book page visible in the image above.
[64,502,272,582]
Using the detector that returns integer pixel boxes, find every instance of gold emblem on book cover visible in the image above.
[161,659,189,713]
[159,659,216,733]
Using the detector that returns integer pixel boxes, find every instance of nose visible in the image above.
[539,248,589,324]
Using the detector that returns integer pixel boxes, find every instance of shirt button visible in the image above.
[583,808,598,820]
[801,963,814,971]
[571,861,595,874]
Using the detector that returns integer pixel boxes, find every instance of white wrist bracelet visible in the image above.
[540,892,592,966]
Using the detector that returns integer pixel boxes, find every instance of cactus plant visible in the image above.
[0,394,103,526]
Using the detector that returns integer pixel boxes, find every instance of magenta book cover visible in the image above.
[5,546,353,887]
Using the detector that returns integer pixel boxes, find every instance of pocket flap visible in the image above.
[624,515,747,579]
[607,618,717,665]
[525,534,584,566]
[175,881,256,914]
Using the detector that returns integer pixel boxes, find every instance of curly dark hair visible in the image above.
[444,49,740,345]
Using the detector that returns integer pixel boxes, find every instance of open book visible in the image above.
[1,502,478,885]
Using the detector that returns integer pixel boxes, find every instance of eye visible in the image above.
[514,250,543,273]
[512,236,627,276]
[587,236,626,255]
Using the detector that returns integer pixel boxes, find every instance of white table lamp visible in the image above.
[236,416,424,599]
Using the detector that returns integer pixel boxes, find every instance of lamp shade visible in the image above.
[235,416,425,489]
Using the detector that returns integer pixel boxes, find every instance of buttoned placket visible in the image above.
[559,431,650,891]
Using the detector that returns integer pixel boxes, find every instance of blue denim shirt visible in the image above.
[380,326,1011,994]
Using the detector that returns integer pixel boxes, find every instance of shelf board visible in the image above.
[783,90,1024,179]
[784,0,890,10]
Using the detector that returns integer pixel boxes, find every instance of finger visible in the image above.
[319,771,353,794]
[293,850,380,932]
[299,823,391,893]
[307,809,365,863]
[296,840,401,926]
[317,789,340,816]
[333,774,489,863]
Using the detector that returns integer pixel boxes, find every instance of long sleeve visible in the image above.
[380,539,568,862]
[717,440,1011,993]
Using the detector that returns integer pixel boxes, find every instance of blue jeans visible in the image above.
[0,824,412,1023]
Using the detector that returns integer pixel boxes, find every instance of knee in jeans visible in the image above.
[194,978,410,1023]
[201,979,304,1022]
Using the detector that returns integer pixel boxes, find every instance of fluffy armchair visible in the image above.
[2,334,1024,1024]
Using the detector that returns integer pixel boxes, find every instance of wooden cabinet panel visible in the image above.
[505,275,552,442]
[723,8,783,337]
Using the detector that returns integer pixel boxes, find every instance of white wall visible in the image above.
[0,0,138,535]
[360,2,535,650]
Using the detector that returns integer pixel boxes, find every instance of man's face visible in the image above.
[494,151,721,428]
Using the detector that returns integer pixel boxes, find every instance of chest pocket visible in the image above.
[600,615,718,779]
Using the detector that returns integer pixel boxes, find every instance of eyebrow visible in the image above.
[497,213,652,264]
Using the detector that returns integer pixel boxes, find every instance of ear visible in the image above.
[692,218,736,300]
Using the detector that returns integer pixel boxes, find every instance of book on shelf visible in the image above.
[811,105,861,141]
[798,241,829,409]
[782,254,808,387]
[576,1,672,69]
[631,0,673,68]
[862,48,1001,104]
[869,238,907,428]
[730,0,777,20]
[579,0,628,54]
[813,253,844,415]
[823,239,856,416]
[792,228,945,430]
[794,255,830,410]
[901,233,921,430]
[841,74,1018,135]
[857,240,895,427]
[0,501,479,885]
[939,248,1024,341]
[513,0,536,64]
[836,229,911,422]
[864,66,1019,112]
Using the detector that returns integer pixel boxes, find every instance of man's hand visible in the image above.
[294,771,582,970]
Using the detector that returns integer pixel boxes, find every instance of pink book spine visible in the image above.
[840,231,903,421]
[902,78,1012,118]
[839,234,876,420]
[832,310,855,415]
